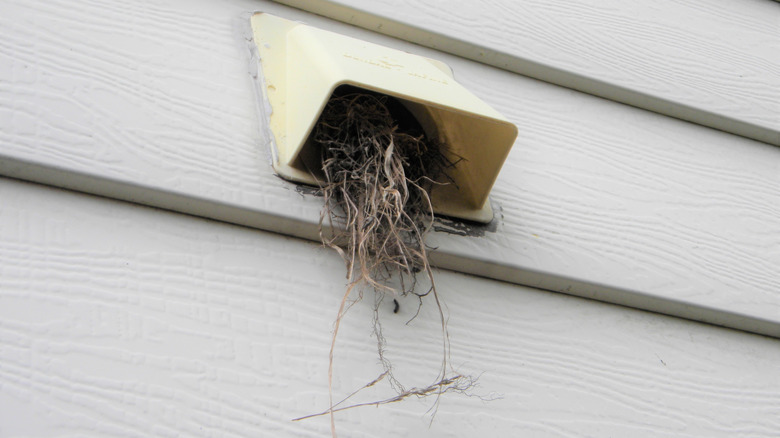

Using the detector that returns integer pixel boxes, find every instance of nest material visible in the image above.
[307,88,473,435]
[315,89,452,294]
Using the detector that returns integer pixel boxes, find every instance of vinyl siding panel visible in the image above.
[2,0,778,336]
[2,177,779,437]
[274,0,780,145]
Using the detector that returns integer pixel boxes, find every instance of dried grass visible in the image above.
[300,88,473,435]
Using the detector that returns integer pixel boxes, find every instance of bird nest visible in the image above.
[298,86,475,434]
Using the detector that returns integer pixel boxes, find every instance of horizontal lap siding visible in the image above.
[2,177,779,437]
[1,0,779,337]
[275,0,780,145]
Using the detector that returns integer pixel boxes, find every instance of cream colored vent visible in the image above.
[251,13,518,223]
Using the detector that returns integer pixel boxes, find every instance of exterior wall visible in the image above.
[1,0,778,336]
[1,0,779,436]
[277,0,780,145]
[2,177,780,437]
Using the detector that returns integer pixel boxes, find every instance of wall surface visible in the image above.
[1,0,779,336]
[276,0,780,145]
[2,177,780,437]
[1,0,780,436]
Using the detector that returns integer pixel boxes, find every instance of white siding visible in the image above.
[2,0,780,435]
[275,0,780,145]
[2,177,779,437]
[1,0,779,335]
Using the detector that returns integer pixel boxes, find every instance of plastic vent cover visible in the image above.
[251,12,518,223]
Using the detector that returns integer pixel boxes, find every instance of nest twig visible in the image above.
[309,89,471,435]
